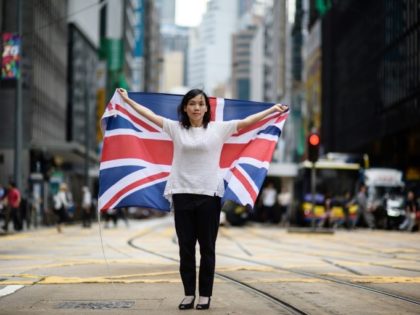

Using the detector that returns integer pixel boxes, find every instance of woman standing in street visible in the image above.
[117,88,288,310]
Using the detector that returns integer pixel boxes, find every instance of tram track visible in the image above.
[219,228,254,256]
[245,228,420,274]
[126,221,420,312]
[324,235,420,262]
[220,228,420,307]
[217,251,420,307]
[127,230,310,315]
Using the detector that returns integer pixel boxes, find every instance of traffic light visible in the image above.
[307,132,320,163]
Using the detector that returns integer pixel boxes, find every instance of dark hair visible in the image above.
[177,89,211,129]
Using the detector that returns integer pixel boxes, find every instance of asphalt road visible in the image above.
[1,215,420,314]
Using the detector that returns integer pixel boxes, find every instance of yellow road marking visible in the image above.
[323,273,420,283]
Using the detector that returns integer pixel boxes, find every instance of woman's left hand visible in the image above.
[272,104,289,113]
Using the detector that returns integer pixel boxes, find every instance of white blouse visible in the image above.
[162,118,238,200]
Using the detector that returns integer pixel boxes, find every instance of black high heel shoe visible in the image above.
[178,296,195,310]
[196,297,211,310]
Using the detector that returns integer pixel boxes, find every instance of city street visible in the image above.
[1,1,419,314]
[1,216,420,314]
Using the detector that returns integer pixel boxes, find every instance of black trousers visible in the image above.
[173,194,221,297]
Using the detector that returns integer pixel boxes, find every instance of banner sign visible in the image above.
[133,0,144,58]
[1,33,21,79]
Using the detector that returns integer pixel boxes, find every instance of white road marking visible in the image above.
[0,285,24,297]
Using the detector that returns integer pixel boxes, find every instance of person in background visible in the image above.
[2,181,22,232]
[81,186,92,228]
[351,184,375,229]
[261,182,278,223]
[103,208,119,228]
[277,187,291,227]
[399,190,419,232]
[0,184,6,229]
[117,207,130,228]
[341,191,353,230]
[318,194,333,228]
[53,183,70,233]
[117,87,288,310]
[65,186,75,221]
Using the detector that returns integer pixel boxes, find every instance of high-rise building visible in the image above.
[155,0,176,25]
[187,0,238,96]
[0,1,69,192]
[143,0,162,92]
[0,0,103,221]
[250,21,265,102]
[262,0,287,103]
[161,50,184,92]
[289,0,305,161]
[238,0,255,17]
[67,0,100,170]
[100,0,161,93]
[231,24,258,100]
[321,0,420,177]
[160,23,189,91]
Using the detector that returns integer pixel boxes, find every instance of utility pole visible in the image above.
[307,132,320,229]
[310,162,316,229]
[14,0,23,190]
[84,64,90,188]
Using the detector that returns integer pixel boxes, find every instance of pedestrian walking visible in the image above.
[277,187,291,226]
[117,207,130,228]
[399,190,419,232]
[2,181,22,232]
[102,208,119,228]
[352,184,375,229]
[261,182,279,223]
[81,186,92,228]
[53,183,70,233]
[117,88,288,310]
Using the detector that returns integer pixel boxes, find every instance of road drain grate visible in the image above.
[56,300,135,309]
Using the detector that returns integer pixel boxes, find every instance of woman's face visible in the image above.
[184,94,208,127]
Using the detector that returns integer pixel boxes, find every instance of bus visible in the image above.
[292,157,362,227]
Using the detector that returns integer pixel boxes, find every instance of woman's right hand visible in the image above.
[117,88,129,101]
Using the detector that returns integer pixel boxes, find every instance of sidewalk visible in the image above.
[0,281,292,315]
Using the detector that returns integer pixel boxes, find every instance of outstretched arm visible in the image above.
[237,104,288,131]
[117,88,164,129]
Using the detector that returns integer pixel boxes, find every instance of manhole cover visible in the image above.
[56,300,135,309]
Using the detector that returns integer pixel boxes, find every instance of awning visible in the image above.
[268,162,298,177]
[31,141,100,165]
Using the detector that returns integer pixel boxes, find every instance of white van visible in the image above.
[364,168,405,228]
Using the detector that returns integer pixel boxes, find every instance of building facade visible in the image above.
[160,23,189,91]
[321,0,420,179]
[231,24,258,100]
[187,0,238,96]
[143,0,161,92]
[0,1,69,195]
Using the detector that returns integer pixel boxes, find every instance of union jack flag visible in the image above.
[99,91,288,212]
